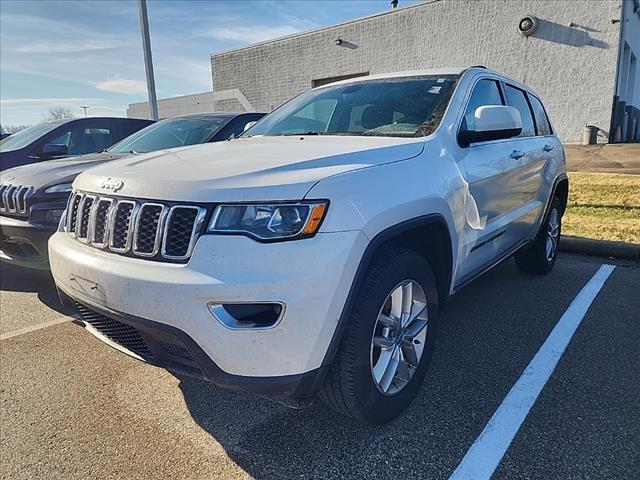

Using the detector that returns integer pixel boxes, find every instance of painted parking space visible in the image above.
[0,254,637,480]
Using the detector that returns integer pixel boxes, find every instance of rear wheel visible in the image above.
[318,247,439,424]
[515,196,562,274]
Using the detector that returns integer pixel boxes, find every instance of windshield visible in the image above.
[0,121,65,152]
[109,116,228,153]
[246,75,459,138]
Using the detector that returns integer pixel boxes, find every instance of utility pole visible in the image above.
[80,105,90,117]
[138,0,158,120]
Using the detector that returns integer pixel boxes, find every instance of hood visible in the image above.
[0,152,129,190]
[74,136,424,202]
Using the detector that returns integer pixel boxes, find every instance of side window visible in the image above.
[82,127,113,152]
[463,79,503,131]
[49,130,71,147]
[529,95,552,136]
[48,124,113,155]
[504,85,536,137]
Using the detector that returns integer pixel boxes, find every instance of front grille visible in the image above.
[66,190,206,262]
[0,184,34,216]
[160,342,195,361]
[163,207,200,258]
[76,196,95,240]
[75,302,154,358]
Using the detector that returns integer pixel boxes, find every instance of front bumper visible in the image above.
[49,229,367,396]
[0,215,55,269]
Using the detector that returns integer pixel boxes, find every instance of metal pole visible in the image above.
[80,106,89,117]
[138,0,158,120]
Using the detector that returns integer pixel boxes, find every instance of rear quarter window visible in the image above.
[528,95,553,136]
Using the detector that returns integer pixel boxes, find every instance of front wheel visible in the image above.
[318,247,439,424]
[515,196,562,274]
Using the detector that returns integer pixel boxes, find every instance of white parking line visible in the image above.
[0,316,72,341]
[449,263,616,480]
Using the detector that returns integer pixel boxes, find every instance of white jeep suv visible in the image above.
[49,67,567,423]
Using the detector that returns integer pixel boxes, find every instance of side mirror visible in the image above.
[243,121,258,132]
[458,105,522,147]
[39,143,68,157]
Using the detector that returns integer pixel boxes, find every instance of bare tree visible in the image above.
[4,125,30,134]
[43,107,74,121]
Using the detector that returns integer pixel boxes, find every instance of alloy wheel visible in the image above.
[370,280,429,396]
[545,208,560,262]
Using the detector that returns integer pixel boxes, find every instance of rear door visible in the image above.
[501,84,549,243]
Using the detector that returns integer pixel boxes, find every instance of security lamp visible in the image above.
[518,16,538,37]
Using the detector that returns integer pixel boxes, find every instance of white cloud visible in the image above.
[95,79,147,95]
[0,97,97,105]
[0,97,128,126]
[206,24,307,44]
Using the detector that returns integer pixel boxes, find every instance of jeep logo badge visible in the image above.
[100,177,123,192]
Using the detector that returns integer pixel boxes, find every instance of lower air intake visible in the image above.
[75,302,154,359]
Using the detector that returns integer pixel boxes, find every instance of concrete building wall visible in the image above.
[127,91,215,119]
[211,0,623,143]
[612,0,640,141]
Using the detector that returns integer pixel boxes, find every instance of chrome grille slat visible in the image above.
[5,186,17,212]
[90,198,116,248]
[0,185,7,211]
[76,195,96,242]
[66,190,205,262]
[108,200,138,253]
[162,206,207,260]
[133,203,167,257]
[0,184,34,215]
[66,192,84,235]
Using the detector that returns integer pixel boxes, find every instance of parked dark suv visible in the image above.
[0,117,153,171]
[0,112,265,269]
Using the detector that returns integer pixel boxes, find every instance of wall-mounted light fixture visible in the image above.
[334,38,358,49]
[518,15,538,37]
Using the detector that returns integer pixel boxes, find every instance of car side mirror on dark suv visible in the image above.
[458,105,523,147]
[39,143,68,158]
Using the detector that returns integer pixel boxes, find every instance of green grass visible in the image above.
[564,173,640,244]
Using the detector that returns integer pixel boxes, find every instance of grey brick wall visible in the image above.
[211,0,623,143]
[127,91,215,119]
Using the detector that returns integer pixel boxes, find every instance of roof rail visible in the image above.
[470,65,487,69]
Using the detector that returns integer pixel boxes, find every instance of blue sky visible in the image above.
[0,0,406,127]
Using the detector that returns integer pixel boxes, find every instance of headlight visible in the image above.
[44,183,73,194]
[208,201,328,241]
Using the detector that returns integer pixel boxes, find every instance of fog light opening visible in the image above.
[207,302,285,330]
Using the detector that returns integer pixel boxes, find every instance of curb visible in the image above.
[560,236,640,262]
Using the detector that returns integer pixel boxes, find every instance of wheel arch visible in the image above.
[320,213,454,368]
[553,175,569,216]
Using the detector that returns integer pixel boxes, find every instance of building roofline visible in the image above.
[210,0,443,59]
[127,91,214,108]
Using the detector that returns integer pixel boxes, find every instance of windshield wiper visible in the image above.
[282,131,324,136]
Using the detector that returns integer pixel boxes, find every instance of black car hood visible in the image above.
[0,152,130,190]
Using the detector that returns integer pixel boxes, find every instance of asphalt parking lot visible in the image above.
[1,253,638,480]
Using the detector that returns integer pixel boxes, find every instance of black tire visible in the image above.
[515,196,562,274]
[318,247,440,424]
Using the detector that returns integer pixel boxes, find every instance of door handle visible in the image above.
[543,144,554,152]
[510,150,525,159]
